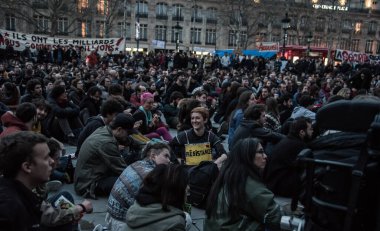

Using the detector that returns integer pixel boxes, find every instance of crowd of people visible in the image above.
[0,46,380,231]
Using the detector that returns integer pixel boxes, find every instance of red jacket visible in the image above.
[0,111,28,138]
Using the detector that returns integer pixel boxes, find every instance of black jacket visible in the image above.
[264,136,306,197]
[0,178,41,231]
[231,119,284,149]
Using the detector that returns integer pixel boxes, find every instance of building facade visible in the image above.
[1,0,380,55]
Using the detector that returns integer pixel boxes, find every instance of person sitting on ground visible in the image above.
[204,138,282,231]
[35,137,93,231]
[290,94,316,123]
[0,132,92,231]
[0,102,37,138]
[125,164,191,231]
[231,104,284,153]
[20,78,45,103]
[32,99,51,136]
[170,107,227,166]
[74,113,135,199]
[133,92,172,142]
[46,85,83,144]
[264,117,313,198]
[75,99,124,157]
[79,86,102,123]
[162,91,184,129]
[106,142,172,230]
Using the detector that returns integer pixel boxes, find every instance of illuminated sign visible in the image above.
[313,4,348,11]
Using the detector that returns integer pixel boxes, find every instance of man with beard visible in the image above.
[20,78,44,103]
[74,113,135,199]
[165,71,188,104]
[264,117,313,197]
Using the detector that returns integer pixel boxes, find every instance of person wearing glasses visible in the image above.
[204,137,282,231]
[106,142,172,231]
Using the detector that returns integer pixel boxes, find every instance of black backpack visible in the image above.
[187,161,219,209]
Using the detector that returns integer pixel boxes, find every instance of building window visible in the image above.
[288,35,296,46]
[136,1,148,17]
[191,5,202,23]
[172,4,183,21]
[228,30,246,47]
[155,25,167,41]
[205,29,216,45]
[352,39,360,51]
[96,21,105,38]
[368,21,377,35]
[365,40,373,53]
[34,16,49,33]
[314,36,323,47]
[77,0,88,12]
[339,38,350,50]
[206,7,217,24]
[315,17,325,32]
[156,3,167,16]
[5,14,16,31]
[97,0,109,15]
[171,26,183,43]
[240,31,247,47]
[78,20,91,38]
[190,28,202,44]
[376,41,380,54]
[57,18,68,35]
[137,24,147,40]
[118,22,131,39]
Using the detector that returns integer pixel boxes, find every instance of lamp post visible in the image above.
[281,13,290,59]
[174,21,182,52]
[306,31,313,57]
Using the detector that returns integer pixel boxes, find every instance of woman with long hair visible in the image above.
[125,164,190,231]
[265,97,281,132]
[227,90,254,148]
[205,138,281,231]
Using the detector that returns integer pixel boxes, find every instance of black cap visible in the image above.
[110,113,136,133]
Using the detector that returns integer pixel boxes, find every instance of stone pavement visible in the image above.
[59,127,228,230]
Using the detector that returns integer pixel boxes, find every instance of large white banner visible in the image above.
[334,49,369,63]
[0,29,125,55]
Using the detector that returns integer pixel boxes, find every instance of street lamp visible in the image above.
[174,21,182,52]
[306,31,313,57]
[281,13,291,59]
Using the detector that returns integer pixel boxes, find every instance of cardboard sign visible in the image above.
[185,142,212,166]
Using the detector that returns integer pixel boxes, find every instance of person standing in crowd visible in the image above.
[264,117,313,197]
[204,137,282,231]
[74,113,135,199]
[170,107,227,166]
[125,164,191,231]
[106,142,172,231]
[162,91,184,129]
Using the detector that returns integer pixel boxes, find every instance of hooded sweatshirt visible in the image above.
[126,202,186,231]
[0,111,29,138]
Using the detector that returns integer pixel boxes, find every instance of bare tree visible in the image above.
[218,0,262,50]
[0,0,90,36]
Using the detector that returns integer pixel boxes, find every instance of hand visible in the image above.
[78,199,93,213]
[214,154,227,169]
[134,120,142,129]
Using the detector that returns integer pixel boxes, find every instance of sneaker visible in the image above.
[46,180,62,192]
[93,224,107,231]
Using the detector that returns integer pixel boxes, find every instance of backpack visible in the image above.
[187,161,219,209]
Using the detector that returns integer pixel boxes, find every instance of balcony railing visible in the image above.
[206,18,217,24]
[191,17,203,23]
[32,2,48,9]
[136,12,148,18]
[172,16,184,21]
[156,14,168,20]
